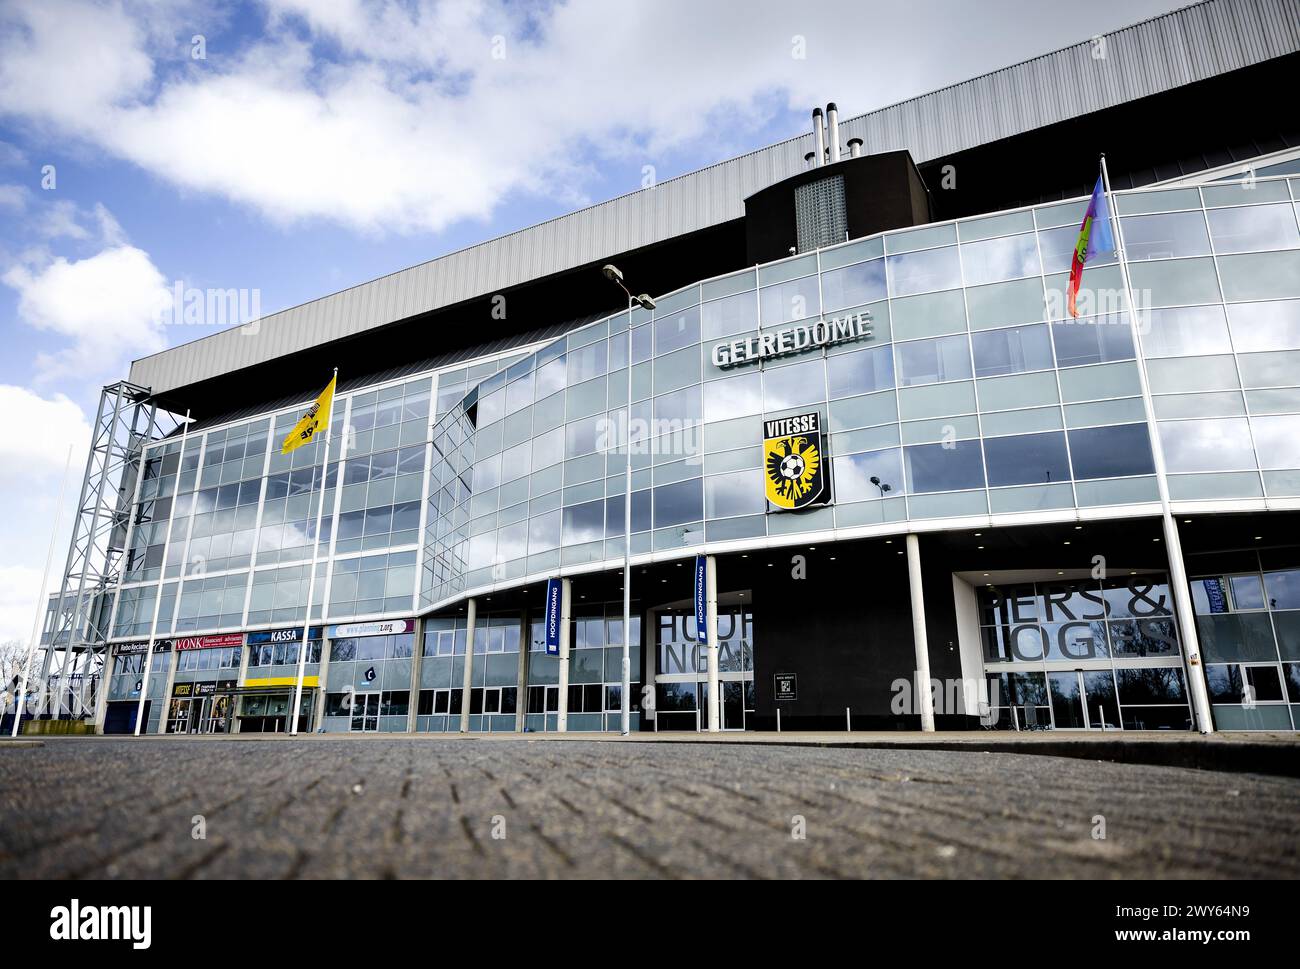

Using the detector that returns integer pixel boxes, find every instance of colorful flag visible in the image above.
[1067,173,1116,318]
[280,372,336,454]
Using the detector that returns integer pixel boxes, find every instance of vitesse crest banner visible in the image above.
[763,412,828,510]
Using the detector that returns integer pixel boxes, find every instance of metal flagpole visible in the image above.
[290,370,337,736]
[11,446,74,737]
[133,411,192,735]
[621,297,633,736]
[1100,154,1215,734]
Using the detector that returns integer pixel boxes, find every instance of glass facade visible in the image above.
[978,575,1191,731]
[97,173,1300,733]
[421,176,1300,609]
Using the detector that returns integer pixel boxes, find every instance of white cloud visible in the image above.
[0,139,27,168]
[0,384,91,480]
[2,245,170,382]
[0,565,44,646]
[0,386,90,642]
[0,182,24,211]
[0,0,1177,236]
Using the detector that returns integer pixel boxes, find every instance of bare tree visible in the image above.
[1,639,27,715]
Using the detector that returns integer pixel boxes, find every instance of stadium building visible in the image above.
[11,0,1300,737]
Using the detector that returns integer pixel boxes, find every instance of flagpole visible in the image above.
[10,446,74,738]
[1100,154,1214,734]
[134,410,192,736]
[290,369,337,736]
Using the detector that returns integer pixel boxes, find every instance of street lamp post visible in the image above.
[602,265,655,737]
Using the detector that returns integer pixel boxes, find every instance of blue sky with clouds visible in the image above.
[0,0,1185,639]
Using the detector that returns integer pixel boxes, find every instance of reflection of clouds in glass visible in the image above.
[705,372,762,422]
[833,449,902,502]
[1159,418,1254,472]
[1250,415,1300,470]
[960,233,1040,285]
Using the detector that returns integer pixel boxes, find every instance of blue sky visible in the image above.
[0,0,1185,639]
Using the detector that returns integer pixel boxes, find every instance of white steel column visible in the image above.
[905,533,936,732]
[134,412,191,736]
[407,616,424,733]
[459,597,477,732]
[515,611,529,732]
[704,556,720,732]
[555,578,572,732]
[1102,155,1214,734]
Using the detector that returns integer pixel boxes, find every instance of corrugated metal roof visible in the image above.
[128,0,1300,397]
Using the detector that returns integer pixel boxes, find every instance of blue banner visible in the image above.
[694,555,708,645]
[1202,578,1228,614]
[246,625,323,646]
[544,578,562,655]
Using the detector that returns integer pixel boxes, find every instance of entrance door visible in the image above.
[720,680,745,730]
[350,692,380,732]
[1048,671,1120,730]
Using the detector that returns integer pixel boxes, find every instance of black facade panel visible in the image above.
[743,151,933,265]
[749,541,923,730]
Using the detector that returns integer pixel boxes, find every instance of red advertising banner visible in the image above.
[168,633,244,651]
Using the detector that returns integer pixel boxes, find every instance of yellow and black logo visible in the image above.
[763,412,827,510]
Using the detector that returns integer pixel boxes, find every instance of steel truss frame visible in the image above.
[35,381,178,722]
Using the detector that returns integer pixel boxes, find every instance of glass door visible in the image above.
[1081,670,1120,730]
[350,692,380,732]
[1049,671,1120,730]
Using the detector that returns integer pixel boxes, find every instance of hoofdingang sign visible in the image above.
[711,311,871,368]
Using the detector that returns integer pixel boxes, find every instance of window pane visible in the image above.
[527,509,560,553]
[1119,211,1210,260]
[833,448,904,500]
[1250,414,1300,470]
[960,233,1040,285]
[1051,314,1134,367]
[762,359,827,410]
[826,345,894,398]
[701,290,757,340]
[983,431,1071,486]
[704,470,765,518]
[653,385,701,425]
[887,247,962,297]
[820,259,885,311]
[1226,300,1300,352]
[904,440,985,493]
[1159,418,1256,472]
[562,500,604,544]
[1139,305,1231,357]
[896,334,972,386]
[1263,569,1300,610]
[759,276,819,325]
[654,306,700,355]
[971,323,1053,377]
[1067,424,1155,479]
[653,478,703,528]
[566,343,606,384]
[704,372,763,422]
[1207,203,1300,254]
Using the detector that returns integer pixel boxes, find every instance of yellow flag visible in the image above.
[280,373,336,455]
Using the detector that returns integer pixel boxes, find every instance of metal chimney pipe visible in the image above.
[848,137,863,158]
[804,151,816,169]
[812,107,825,167]
[827,102,841,163]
